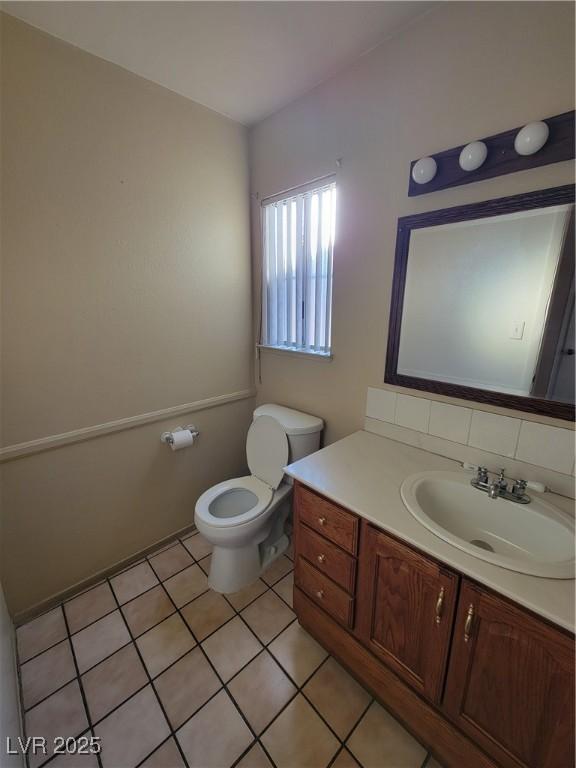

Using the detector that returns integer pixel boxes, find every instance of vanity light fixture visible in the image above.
[459,141,488,171]
[514,121,550,156]
[408,111,573,196]
[411,156,437,185]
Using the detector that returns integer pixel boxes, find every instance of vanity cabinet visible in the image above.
[444,580,575,768]
[296,484,359,554]
[293,484,358,629]
[292,481,575,768]
[355,523,457,703]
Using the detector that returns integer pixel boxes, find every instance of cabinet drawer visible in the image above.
[299,524,356,594]
[295,485,359,555]
[295,556,354,628]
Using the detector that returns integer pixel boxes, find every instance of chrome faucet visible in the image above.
[471,467,530,504]
[470,466,491,493]
[488,480,501,500]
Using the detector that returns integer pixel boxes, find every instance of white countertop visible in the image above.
[286,430,575,633]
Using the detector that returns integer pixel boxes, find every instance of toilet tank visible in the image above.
[253,404,323,463]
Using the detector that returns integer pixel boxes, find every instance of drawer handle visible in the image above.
[318,516,327,526]
[435,587,445,625]
[316,590,324,600]
[317,554,326,564]
[464,604,475,642]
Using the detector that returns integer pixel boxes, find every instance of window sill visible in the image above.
[257,345,333,362]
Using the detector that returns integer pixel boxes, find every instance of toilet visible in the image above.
[194,404,323,593]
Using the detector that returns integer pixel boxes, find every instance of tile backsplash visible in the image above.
[515,421,576,475]
[395,394,431,433]
[365,387,576,497]
[427,401,471,444]
[468,411,521,458]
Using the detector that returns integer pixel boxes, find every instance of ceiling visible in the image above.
[2,1,434,125]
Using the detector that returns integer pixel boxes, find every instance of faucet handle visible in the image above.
[512,479,527,497]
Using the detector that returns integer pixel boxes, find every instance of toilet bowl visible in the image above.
[195,404,323,593]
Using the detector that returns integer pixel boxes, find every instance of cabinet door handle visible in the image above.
[464,604,475,642]
[435,587,445,625]
[317,554,326,564]
[318,516,327,526]
[316,590,324,600]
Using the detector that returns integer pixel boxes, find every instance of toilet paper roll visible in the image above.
[170,429,195,451]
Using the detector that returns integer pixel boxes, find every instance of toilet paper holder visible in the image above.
[160,425,200,446]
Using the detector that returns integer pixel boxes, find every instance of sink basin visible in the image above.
[400,471,575,579]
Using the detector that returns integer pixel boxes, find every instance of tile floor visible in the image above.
[16,532,444,768]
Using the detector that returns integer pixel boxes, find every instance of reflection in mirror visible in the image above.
[386,187,575,420]
[398,205,574,403]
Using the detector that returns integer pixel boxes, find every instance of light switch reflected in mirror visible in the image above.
[386,187,575,420]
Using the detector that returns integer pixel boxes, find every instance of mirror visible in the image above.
[385,186,575,421]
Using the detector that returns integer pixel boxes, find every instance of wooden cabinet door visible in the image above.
[443,579,575,768]
[355,523,458,703]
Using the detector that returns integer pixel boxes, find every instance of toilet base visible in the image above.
[208,544,263,593]
[207,497,292,594]
[260,532,289,571]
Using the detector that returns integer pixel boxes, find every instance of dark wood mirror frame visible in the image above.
[385,184,576,421]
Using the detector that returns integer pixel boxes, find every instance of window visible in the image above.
[261,178,336,356]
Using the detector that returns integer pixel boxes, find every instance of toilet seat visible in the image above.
[246,416,289,490]
[196,475,274,528]
[195,415,290,531]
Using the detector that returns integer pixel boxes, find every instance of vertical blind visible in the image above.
[261,179,336,354]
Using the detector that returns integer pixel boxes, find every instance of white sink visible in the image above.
[400,471,575,579]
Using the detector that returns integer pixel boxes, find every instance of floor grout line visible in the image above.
[132,734,176,768]
[32,727,100,768]
[20,554,215,682]
[14,534,196,632]
[15,536,381,768]
[228,740,261,768]
[21,666,83,716]
[215,573,374,767]
[22,643,102,768]
[158,554,325,768]
[57,612,103,768]
[326,745,347,768]
[145,555,278,768]
[87,679,150,729]
[21,574,290,718]
[15,540,287,645]
[104,573,192,768]
[22,588,299,765]
[15,606,70,666]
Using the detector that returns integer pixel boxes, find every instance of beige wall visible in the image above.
[1,399,254,617]
[1,3,575,615]
[0,15,254,615]
[249,1,575,445]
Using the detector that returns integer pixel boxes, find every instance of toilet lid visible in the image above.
[246,415,289,490]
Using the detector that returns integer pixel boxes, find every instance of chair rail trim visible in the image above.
[0,388,255,463]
